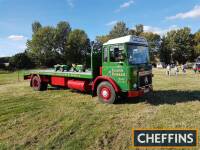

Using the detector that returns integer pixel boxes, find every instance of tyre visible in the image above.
[97,81,117,104]
[31,76,47,91]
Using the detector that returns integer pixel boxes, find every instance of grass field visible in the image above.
[0,69,200,150]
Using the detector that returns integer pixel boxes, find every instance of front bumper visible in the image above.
[127,85,153,98]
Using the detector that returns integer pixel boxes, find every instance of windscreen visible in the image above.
[128,44,149,65]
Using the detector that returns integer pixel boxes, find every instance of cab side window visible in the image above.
[103,47,108,62]
[110,45,125,62]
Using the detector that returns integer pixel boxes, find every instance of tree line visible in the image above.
[1,21,200,70]
[27,21,91,67]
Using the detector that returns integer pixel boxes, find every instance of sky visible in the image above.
[0,0,200,57]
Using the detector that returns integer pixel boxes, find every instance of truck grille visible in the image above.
[139,74,152,87]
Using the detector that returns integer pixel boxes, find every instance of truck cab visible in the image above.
[96,35,152,101]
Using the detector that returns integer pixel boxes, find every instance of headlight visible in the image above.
[133,83,137,89]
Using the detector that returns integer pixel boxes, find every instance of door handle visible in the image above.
[118,62,123,65]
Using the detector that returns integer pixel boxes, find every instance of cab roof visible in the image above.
[103,35,148,46]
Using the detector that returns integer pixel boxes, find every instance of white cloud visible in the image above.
[120,0,134,9]
[143,25,180,35]
[8,35,26,41]
[67,0,74,8]
[166,5,200,20]
[115,0,134,12]
[106,20,118,26]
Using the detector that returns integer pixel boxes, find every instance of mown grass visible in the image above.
[0,71,24,85]
[0,69,200,150]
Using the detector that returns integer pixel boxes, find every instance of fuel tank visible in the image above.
[67,80,90,92]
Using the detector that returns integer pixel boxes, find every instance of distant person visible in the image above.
[174,65,179,76]
[181,64,186,74]
[166,64,171,76]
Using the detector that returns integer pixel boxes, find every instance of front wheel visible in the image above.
[97,81,117,104]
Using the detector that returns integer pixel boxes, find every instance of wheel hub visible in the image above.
[100,87,111,101]
[102,90,109,97]
[33,80,39,87]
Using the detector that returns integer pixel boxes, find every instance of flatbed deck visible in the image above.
[24,69,93,79]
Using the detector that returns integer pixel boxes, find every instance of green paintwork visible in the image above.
[24,70,93,79]
[102,43,151,92]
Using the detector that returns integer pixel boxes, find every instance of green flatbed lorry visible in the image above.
[24,35,153,104]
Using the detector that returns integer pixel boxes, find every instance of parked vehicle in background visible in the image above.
[24,35,153,104]
[193,56,200,73]
[157,62,165,69]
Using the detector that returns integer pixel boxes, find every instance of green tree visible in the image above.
[141,32,161,63]
[0,57,10,64]
[159,36,171,64]
[27,26,60,67]
[135,24,144,35]
[32,21,42,33]
[96,35,111,44]
[66,29,90,64]
[164,27,193,64]
[129,29,136,35]
[0,57,10,69]
[109,21,129,38]
[27,21,92,67]
[194,32,200,57]
[9,52,35,69]
[55,21,71,62]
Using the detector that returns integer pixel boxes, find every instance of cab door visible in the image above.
[102,44,128,91]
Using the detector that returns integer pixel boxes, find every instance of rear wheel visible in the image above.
[97,81,116,104]
[31,76,47,91]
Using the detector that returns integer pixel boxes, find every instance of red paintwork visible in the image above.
[33,79,39,88]
[100,86,111,101]
[128,90,144,97]
[100,67,102,76]
[29,74,49,83]
[51,77,66,86]
[193,67,200,71]
[30,74,38,79]
[92,76,120,93]
[67,80,89,92]
[128,86,153,97]
[41,76,49,82]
